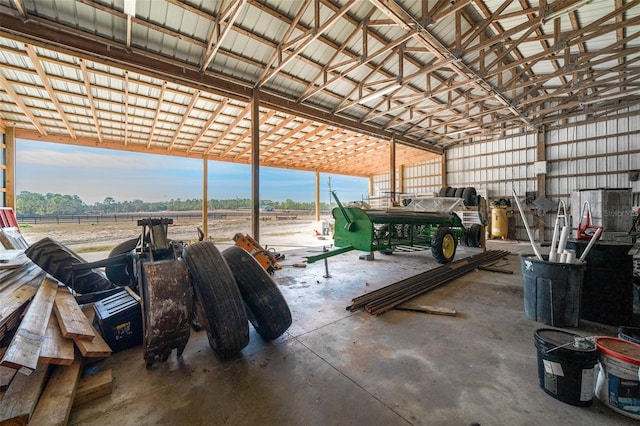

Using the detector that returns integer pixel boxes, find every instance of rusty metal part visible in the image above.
[233,233,281,274]
[138,258,193,367]
[347,250,510,316]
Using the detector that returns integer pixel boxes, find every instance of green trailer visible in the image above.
[306,192,483,265]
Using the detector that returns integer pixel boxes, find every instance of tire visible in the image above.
[222,246,292,340]
[105,237,139,287]
[445,187,456,197]
[182,241,249,360]
[462,187,477,206]
[431,227,457,264]
[454,187,464,198]
[438,186,449,197]
[25,237,114,293]
[466,224,482,248]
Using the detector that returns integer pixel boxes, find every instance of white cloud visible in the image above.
[17,146,197,171]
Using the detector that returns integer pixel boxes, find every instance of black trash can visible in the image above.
[566,240,633,326]
[521,255,586,327]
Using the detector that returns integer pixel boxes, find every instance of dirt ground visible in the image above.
[18,214,329,255]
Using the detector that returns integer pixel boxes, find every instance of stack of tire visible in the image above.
[438,186,478,207]
[26,237,292,361]
[183,241,292,360]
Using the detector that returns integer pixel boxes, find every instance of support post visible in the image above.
[440,151,447,189]
[251,92,260,241]
[389,134,396,207]
[315,171,320,221]
[202,155,208,240]
[5,127,16,209]
[536,127,547,241]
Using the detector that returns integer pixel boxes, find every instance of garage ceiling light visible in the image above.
[124,0,136,16]
[357,83,401,104]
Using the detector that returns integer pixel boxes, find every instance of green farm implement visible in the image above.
[306,192,483,265]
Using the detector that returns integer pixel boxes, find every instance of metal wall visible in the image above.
[370,158,441,208]
[371,106,640,240]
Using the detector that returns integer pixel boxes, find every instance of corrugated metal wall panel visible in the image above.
[371,107,640,240]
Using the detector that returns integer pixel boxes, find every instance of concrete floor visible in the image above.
[69,239,634,426]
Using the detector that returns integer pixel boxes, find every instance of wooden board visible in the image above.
[0,277,59,374]
[0,285,37,328]
[73,368,113,407]
[29,356,83,426]
[0,366,16,391]
[0,363,50,425]
[395,303,457,316]
[54,288,95,341]
[39,314,75,366]
[0,349,16,391]
[74,307,112,358]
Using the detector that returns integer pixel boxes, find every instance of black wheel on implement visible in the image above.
[182,241,249,360]
[466,224,482,248]
[222,246,292,340]
[454,187,464,198]
[445,186,456,197]
[431,227,457,264]
[105,237,139,287]
[438,186,450,197]
[25,237,114,293]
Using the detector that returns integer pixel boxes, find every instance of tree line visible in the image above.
[16,191,328,215]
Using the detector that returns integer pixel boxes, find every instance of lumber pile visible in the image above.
[0,256,114,425]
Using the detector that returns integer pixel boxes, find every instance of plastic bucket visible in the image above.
[521,255,586,327]
[534,328,597,406]
[595,336,640,419]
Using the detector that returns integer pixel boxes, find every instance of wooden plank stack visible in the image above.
[0,256,114,425]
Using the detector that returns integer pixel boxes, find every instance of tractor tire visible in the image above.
[182,241,249,360]
[222,246,292,340]
[466,224,482,248]
[445,187,456,197]
[105,237,139,287]
[454,187,464,198]
[431,227,457,264]
[438,186,450,197]
[462,187,477,206]
[25,237,114,293]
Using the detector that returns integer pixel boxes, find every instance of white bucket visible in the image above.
[595,337,640,420]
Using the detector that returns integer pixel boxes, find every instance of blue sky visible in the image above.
[16,139,369,205]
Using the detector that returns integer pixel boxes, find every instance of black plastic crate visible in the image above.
[93,287,142,352]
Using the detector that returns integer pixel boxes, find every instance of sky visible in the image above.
[15,139,370,206]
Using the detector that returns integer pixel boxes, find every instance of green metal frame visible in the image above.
[306,204,469,264]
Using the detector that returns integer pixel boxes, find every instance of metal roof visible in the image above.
[0,0,638,176]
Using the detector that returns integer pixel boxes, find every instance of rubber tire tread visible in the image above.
[431,227,457,264]
[467,224,482,248]
[438,186,449,197]
[105,237,139,287]
[222,246,292,340]
[25,237,113,293]
[445,187,456,197]
[462,187,477,206]
[182,241,249,360]
[454,187,464,198]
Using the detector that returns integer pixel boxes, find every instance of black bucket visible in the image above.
[534,328,597,406]
[521,255,586,327]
